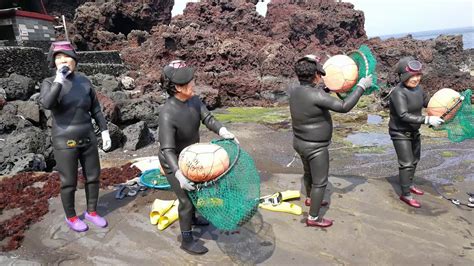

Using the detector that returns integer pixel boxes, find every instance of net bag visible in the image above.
[338,45,379,98]
[187,139,260,231]
[434,89,474,143]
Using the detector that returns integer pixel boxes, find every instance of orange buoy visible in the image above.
[322,55,359,93]
[178,143,230,182]
[427,88,462,121]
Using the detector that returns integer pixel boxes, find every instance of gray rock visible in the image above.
[90,73,122,95]
[0,127,48,162]
[149,127,159,143]
[260,90,289,103]
[0,153,47,176]
[109,91,130,102]
[0,74,36,101]
[194,85,220,109]
[118,98,160,128]
[0,47,49,82]
[0,113,21,134]
[122,121,153,151]
[14,100,41,124]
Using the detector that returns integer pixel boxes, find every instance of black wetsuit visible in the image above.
[39,72,107,218]
[388,83,429,196]
[158,95,222,231]
[289,81,364,218]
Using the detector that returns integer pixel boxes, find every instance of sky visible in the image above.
[172,0,474,37]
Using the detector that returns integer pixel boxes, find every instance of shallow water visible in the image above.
[345,132,391,147]
[367,114,383,125]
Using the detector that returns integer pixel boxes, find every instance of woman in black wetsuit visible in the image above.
[289,55,373,228]
[158,60,237,255]
[388,56,443,208]
[39,41,111,232]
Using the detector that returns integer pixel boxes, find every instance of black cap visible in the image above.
[297,55,326,76]
[47,41,78,68]
[396,56,422,83]
[163,61,195,85]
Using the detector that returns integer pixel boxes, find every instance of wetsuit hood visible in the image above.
[47,41,78,69]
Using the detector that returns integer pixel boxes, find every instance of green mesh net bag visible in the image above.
[434,89,474,142]
[187,139,260,231]
[338,45,379,99]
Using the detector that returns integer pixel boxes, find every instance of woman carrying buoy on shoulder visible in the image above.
[158,60,238,255]
[388,56,444,208]
[289,55,372,228]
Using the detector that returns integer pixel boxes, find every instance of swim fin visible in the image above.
[259,190,301,205]
[280,190,301,201]
[258,201,302,215]
[157,201,180,230]
[150,199,175,225]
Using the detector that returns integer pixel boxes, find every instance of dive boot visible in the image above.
[180,231,208,255]
[400,195,421,208]
[409,186,424,195]
[304,198,329,207]
[306,217,333,228]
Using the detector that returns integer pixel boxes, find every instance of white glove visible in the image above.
[425,116,444,127]
[175,169,195,191]
[53,64,72,84]
[101,130,112,151]
[357,74,373,90]
[219,127,239,144]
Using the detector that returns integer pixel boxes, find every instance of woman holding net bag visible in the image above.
[158,60,238,255]
[388,56,444,208]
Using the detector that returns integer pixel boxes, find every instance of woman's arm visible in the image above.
[158,113,179,173]
[89,86,108,132]
[315,86,364,113]
[39,79,62,109]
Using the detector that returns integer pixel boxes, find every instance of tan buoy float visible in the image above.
[427,88,463,121]
[178,143,230,182]
[322,54,359,93]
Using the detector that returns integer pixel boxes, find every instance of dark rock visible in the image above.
[0,74,36,101]
[71,0,173,51]
[0,47,49,82]
[0,153,47,176]
[194,85,220,109]
[76,63,126,76]
[109,91,130,102]
[78,51,123,64]
[13,101,41,125]
[122,121,153,151]
[118,98,160,128]
[96,92,120,124]
[366,35,473,96]
[0,114,21,134]
[149,127,159,143]
[0,127,49,175]
[90,73,122,94]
